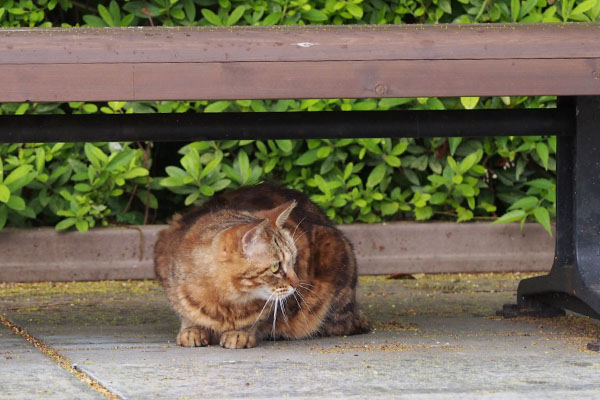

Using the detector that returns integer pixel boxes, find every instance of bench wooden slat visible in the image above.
[1,23,599,101]
[2,24,600,64]
[2,59,599,102]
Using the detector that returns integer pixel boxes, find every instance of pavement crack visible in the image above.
[0,314,122,400]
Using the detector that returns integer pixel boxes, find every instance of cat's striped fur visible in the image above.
[154,183,370,348]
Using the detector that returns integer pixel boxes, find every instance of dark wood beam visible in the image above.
[1,24,600,102]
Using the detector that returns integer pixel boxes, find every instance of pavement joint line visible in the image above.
[0,313,121,400]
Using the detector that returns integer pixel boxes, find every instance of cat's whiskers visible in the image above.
[295,290,313,315]
[290,216,307,242]
[252,293,274,328]
[292,231,307,246]
[292,292,310,327]
[297,282,324,302]
[272,297,279,336]
[280,296,290,324]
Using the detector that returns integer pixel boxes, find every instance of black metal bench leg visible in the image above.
[499,97,600,330]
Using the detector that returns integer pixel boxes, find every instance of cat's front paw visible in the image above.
[219,331,257,349]
[177,326,211,347]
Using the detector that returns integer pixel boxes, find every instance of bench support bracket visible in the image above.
[512,96,600,320]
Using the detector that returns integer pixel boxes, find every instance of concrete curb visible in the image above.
[0,222,554,282]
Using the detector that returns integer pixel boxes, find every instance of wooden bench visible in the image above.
[1,23,600,320]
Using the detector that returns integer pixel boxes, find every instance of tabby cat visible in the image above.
[154,183,370,349]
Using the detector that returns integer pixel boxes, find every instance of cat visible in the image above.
[154,182,370,349]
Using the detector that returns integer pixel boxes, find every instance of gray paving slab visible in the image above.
[2,274,600,399]
[0,325,103,400]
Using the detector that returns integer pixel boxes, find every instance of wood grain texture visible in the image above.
[2,59,599,102]
[2,24,600,63]
[1,23,600,101]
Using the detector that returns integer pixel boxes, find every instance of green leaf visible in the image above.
[491,209,526,224]
[391,141,408,156]
[181,149,201,179]
[511,0,520,21]
[295,149,320,166]
[202,8,222,25]
[456,184,474,197]
[84,143,108,169]
[6,195,25,211]
[76,219,89,233]
[457,206,474,222]
[317,146,332,159]
[366,163,386,188]
[8,8,26,15]
[303,9,328,21]
[379,98,412,108]
[237,150,250,181]
[415,206,433,221]
[160,176,187,187]
[439,0,452,13]
[562,0,572,20]
[533,207,552,236]
[226,5,245,25]
[35,148,45,172]
[185,192,200,206]
[358,139,383,155]
[83,104,98,113]
[182,0,196,21]
[572,0,596,15]
[262,12,282,25]
[120,167,149,179]
[526,178,554,189]
[508,196,539,211]
[346,3,363,18]
[0,205,7,229]
[0,184,9,203]
[83,15,106,27]
[519,0,537,19]
[56,217,78,231]
[384,155,401,167]
[448,138,462,156]
[459,151,480,174]
[4,165,33,189]
[460,97,479,109]
[275,140,293,153]
[430,192,447,205]
[120,13,135,26]
[199,151,223,180]
[109,0,121,25]
[204,100,230,113]
[105,150,135,172]
[536,142,549,170]
[98,4,114,26]
[381,201,399,216]
[171,8,185,19]
[447,156,458,173]
[548,136,557,153]
[199,185,215,196]
[165,166,189,178]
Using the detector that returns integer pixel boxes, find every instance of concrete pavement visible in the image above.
[1,274,599,399]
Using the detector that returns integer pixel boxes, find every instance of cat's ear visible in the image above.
[259,200,297,229]
[241,219,269,254]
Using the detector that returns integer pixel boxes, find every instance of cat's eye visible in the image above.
[270,262,280,274]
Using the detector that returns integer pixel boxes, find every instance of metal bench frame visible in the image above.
[2,23,600,319]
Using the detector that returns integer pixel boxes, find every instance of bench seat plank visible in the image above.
[1,23,600,102]
[2,59,599,102]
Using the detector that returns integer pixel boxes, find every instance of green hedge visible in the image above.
[2,0,598,234]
